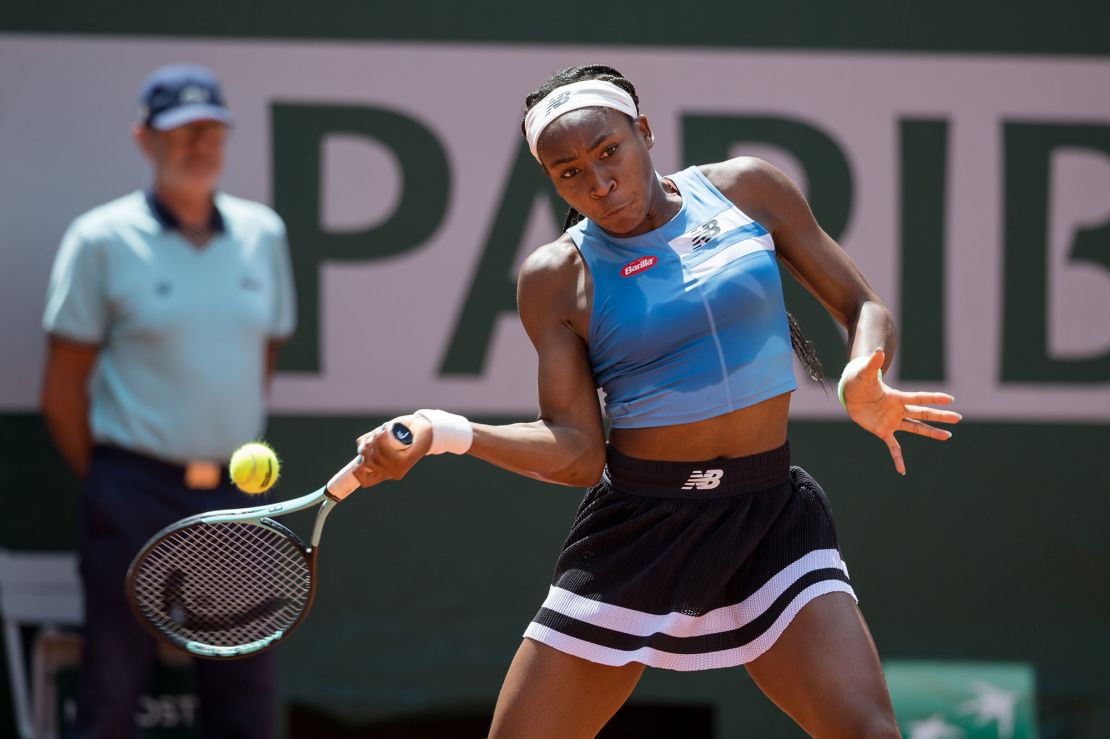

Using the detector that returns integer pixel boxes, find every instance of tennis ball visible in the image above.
[229,442,280,494]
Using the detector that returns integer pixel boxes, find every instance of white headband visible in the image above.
[524,79,639,162]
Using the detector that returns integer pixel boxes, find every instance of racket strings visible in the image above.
[131,521,311,648]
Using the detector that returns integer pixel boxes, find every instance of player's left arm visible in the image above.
[705,157,890,361]
[705,157,961,474]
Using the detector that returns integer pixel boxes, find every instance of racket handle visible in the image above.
[326,456,363,500]
[326,422,413,500]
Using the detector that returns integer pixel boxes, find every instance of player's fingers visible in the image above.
[354,447,376,472]
[904,405,962,424]
[865,348,885,372]
[899,419,953,441]
[357,439,373,460]
[352,466,380,488]
[356,421,391,446]
[885,434,906,476]
[902,392,955,406]
[358,423,394,454]
[360,439,412,481]
[362,439,388,466]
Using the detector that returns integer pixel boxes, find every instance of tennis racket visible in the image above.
[125,422,413,660]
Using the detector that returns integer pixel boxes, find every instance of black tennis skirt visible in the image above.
[523,442,855,671]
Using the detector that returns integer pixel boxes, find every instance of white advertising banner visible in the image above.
[1,36,1108,419]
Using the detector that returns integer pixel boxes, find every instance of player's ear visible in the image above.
[636,115,654,150]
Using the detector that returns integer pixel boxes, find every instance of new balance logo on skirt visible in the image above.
[682,469,723,490]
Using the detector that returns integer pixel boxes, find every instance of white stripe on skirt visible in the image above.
[523,548,856,671]
[542,548,848,638]
[524,580,857,671]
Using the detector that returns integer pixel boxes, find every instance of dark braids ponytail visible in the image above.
[787,315,824,383]
[522,65,824,384]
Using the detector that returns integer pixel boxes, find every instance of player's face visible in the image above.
[136,120,228,195]
[537,108,661,237]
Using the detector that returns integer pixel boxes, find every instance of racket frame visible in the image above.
[125,490,331,659]
[126,423,411,659]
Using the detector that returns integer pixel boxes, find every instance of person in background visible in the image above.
[40,63,295,739]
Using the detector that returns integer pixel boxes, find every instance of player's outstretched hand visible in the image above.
[840,349,961,475]
[353,414,432,487]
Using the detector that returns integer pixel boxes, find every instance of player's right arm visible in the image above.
[41,338,98,477]
[466,238,605,486]
[357,238,606,488]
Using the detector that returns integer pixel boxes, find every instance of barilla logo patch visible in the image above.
[620,255,658,278]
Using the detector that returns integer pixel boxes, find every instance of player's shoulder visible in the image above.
[215,192,286,236]
[698,157,804,231]
[517,234,583,316]
[698,156,791,197]
[519,234,582,285]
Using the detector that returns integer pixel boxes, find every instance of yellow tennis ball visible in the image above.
[229,442,280,494]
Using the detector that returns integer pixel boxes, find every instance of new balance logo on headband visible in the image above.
[682,469,724,490]
[545,91,572,113]
[525,80,640,162]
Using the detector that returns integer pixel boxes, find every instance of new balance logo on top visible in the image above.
[682,469,724,490]
[690,218,721,249]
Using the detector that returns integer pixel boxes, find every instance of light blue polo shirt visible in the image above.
[43,191,296,464]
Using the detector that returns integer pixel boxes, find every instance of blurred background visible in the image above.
[1,1,1108,737]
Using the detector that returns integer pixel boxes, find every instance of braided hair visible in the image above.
[522,65,824,383]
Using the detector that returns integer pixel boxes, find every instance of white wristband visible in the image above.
[414,409,473,455]
[837,356,880,408]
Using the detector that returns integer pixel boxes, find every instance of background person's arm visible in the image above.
[41,337,98,477]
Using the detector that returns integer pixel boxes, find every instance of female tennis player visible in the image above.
[354,64,959,738]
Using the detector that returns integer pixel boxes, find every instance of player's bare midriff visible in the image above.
[608,392,791,462]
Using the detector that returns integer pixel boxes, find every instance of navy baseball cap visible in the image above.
[138,63,234,130]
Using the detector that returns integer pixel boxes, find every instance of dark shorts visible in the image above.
[524,442,856,671]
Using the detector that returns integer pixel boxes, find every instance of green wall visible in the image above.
[3,414,1109,736]
[3,0,1109,56]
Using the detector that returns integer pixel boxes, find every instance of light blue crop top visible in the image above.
[566,165,797,428]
